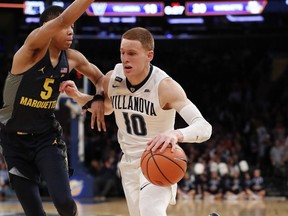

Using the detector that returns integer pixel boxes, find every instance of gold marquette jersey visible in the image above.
[108,63,176,157]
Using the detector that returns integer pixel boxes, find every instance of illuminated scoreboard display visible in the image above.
[185,0,268,16]
[84,1,269,17]
[85,1,269,16]
[86,2,164,16]
[0,0,287,17]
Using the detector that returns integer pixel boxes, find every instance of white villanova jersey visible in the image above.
[108,63,176,157]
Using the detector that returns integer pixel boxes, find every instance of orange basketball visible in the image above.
[140,145,187,187]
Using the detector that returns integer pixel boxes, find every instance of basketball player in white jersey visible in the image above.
[60,27,212,216]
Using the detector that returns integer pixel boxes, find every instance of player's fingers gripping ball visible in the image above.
[140,145,187,187]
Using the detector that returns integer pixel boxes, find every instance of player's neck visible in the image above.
[126,64,153,92]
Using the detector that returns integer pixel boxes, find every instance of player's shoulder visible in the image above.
[66,48,88,64]
[105,70,113,78]
[113,63,123,71]
[159,76,186,103]
[103,70,113,83]
[159,76,179,89]
[66,48,83,57]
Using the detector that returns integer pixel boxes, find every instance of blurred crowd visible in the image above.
[1,36,288,201]
[177,161,266,201]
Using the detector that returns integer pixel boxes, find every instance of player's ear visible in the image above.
[148,50,154,61]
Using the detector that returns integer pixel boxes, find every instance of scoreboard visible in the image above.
[1,0,288,16]
[86,2,165,16]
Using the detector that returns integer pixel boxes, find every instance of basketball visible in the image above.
[140,145,187,187]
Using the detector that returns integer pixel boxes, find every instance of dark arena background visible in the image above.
[1,0,288,215]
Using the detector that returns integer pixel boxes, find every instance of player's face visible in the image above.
[120,38,153,85]
[52,25,74,50]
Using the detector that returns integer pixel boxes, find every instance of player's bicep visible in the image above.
[159,78,190,111]
[71,51,100,83]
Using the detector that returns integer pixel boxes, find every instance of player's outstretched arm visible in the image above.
[60,80,93,106]
[12,0,95,74]
[27,0,95,50]
[60,73,114,116]
[68,49,105,131]
[60,73,114,124]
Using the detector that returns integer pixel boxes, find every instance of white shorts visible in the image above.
[118,154,177,216]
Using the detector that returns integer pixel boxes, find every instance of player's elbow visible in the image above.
[193,121,212,143]
[202,122,212,142]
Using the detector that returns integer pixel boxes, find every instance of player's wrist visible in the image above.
[82,94,104,110]
[69,90,83,103]
[95,90,104,97]
[175,129,184,143]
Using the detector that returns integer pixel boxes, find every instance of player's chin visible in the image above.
[124,69,134,77]
[124,68,132,74]
[62,45,71,50]
[64,41,73,49]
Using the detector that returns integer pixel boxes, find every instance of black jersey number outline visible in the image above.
[123,112,147,136]
[40,78,54,100]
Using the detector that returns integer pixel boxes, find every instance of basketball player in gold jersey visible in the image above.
[60,27,212,216]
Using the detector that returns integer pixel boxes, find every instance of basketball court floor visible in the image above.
[0,197,288,216]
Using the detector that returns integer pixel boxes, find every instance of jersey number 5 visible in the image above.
[40,78,54,100]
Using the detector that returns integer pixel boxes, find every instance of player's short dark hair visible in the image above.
[40,5,65,26]
[122,27,155,51]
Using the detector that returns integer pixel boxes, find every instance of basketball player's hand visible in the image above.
[146,130,182,152]
[60,81,106,132]
[90,100,106,132]
[59,80,79,98]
